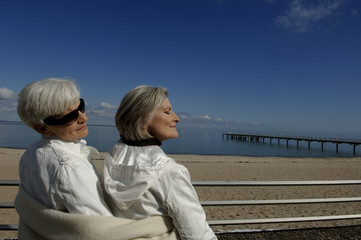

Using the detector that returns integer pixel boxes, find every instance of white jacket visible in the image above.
[103,142,217,240]
[19,136,112,216]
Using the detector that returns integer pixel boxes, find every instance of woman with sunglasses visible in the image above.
[17,78,112,216]
[15,79,180,240]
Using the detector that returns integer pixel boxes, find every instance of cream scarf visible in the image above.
[15,185,180,240]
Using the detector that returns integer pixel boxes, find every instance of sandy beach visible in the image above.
[1,147,361,239]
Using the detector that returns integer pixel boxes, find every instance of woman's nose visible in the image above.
[78,111,88,123]
[173,112,180,122]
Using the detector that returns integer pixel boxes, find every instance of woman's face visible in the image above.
[147,98,180,142]
[45,100,89,141]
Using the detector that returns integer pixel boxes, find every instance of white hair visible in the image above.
[17,78,80,128]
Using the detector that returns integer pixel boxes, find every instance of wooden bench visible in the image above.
[1,180,361,231]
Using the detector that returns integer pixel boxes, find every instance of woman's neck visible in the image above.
[122,138,162,147]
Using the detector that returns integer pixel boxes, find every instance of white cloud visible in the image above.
[100,102,117,109]
[0,87,18,121]
[0,87,17,100]
[178,113,260,128]
[350,8,358,15]
[215,118,225,122]
[193,115,212,120]
[89,109,114,118]
[0,101,18,121]
[276,0,344,33]
[88,102,118,119]
[241,121,260,126]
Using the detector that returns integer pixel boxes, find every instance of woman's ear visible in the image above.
[142,122,152,135]
[33,123,52,136]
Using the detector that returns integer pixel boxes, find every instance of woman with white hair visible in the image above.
[15,79,180,240]
[17,78,112,216]
[103,85,217,240]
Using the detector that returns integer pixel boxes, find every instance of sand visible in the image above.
[1,147,361,239]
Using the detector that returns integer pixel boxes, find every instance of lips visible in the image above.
[78,125,87,131]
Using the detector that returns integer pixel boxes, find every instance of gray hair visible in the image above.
[17,78,80,128]
[115,85,168,141]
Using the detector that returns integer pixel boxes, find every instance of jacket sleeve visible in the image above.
[158,163,217,240]
[54,157,113,216]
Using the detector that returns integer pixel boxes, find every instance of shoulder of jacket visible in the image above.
[165,161,189,177]
[38,142,76,166]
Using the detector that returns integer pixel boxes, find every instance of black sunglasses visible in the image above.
[43,99,85,126]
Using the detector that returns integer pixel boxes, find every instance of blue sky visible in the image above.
[0,0,360,137]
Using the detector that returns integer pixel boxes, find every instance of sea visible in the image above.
[0,121,360,158]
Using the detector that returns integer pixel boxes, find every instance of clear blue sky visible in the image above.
[0,0,360,137]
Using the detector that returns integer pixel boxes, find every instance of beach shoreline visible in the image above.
[1,147,361,239]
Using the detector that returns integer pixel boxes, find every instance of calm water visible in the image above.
[0,121,360,157]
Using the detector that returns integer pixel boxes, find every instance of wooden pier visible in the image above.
[223,133,361,155]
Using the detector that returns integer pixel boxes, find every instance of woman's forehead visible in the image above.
[160,98,171,108]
